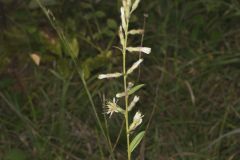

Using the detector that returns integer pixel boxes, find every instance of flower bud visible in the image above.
[127,59,143,75]
[98,72,123,79]
[128,96,140,111]
[129,111,144,132]
[127,47,151,54]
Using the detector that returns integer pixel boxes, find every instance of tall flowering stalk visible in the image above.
[98,0,151,159]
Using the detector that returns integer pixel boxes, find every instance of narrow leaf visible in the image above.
[130,131,145,153]
[116,84,144,98]
[128,84,145,95]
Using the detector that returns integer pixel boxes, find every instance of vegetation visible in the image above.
[0,0,240,160]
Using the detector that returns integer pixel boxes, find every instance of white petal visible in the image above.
[133,111,143,121]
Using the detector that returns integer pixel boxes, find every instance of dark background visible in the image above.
[0,0,240,159]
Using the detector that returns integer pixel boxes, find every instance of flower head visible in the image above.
[105,98,124,117]
[129,111,144,132]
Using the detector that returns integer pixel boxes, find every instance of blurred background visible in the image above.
[0,0,240,159]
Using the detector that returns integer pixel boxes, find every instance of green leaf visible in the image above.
[49,69,64,81]
[130,131,145,153]
[0,77,14,89]
[69,38,79,58]
[95,11,106,18]
[107,19,117,29]
[81,51,112,79]
[5,149,27,160]
[128,84,145,96]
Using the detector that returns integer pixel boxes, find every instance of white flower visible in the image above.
[129,111,144,131]
[133,111,143,123]
[128,29,144,35]
[105,98,124,117]
[116,92,126,98]
[127,59,143,74]
[127,47,151,54]
[105,98,118,117]
[128,96,140,111]
[98,72,123,79]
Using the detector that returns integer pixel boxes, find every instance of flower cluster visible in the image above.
[98,0,150,158]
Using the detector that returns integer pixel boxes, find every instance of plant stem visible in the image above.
[122,22,131,160]
[34,1,115,159]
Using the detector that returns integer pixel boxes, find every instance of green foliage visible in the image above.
[128,84,145,96]
[81,51,112,79]
[130,131,145,153]
[4,149,27,160]
[1,0,240,160]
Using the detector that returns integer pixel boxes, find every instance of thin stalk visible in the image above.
[122,21,131,160]
[34,0,115,159]
[137,15,147,81]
